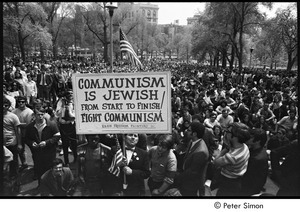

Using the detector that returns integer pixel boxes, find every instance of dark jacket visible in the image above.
[175,138,209,196]
[37,72,53,87]
[40,167,75,196]
[109,146,150,196]
[241,147,268,196]
[25,120,60,178]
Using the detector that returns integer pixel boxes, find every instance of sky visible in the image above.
[154,2,296,25]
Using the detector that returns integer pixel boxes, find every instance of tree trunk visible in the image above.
[286,53,297,72]
[216,51,220,68]
[238,29,243,71]
[18,30,26,61]
[222,49,227,68]
[210,54,213,66]
[103,24,108,63]
[186,46,189,63]
[40,43,45,61]
[52,42,57,60]
[238,3,245,72]
[229,45,235,70]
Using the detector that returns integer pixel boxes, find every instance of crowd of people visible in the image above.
[2,57,299,197]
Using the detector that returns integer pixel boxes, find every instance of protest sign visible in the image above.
[72,72,171,134]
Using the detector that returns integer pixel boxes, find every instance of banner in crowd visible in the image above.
[72,72,172,134]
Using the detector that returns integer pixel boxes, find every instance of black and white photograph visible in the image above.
[2,2,298,206]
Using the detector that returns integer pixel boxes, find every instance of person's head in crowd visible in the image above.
[224,122,251,148]
[182,107,190,119]
[210,111,217,121]
[33,99,44,111]
[10,81,21,92]
[33,65,39,72]
[247,128,267,150]
[288,101,297,112]
[189,121,205,140]
[208,104,214,112]
[192,114,203,123]
[156,134,174,155]
[3,82,9,94]
[15,64,21,71]
[65,90,73,102]
[182,118,191,132]
[221,108,230,118]
[263,102,270,110]
[16,95,27,109]
[41,64,46,72]
[3,97,11,113]
[27,73,32,82]
[124,133,139,149]
[220,100,227,108]
[288,109,296,120]
[51,158,64,177]
[276,129,286,139]
[213,125,222,137]
[14,70,22,79]
[34,107,46,122]
[198,99,207,109]
[258,115,267,124]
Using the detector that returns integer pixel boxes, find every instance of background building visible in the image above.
[118,2,159,24]
[187,14,200,25]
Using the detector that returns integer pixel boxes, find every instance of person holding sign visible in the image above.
[109,134,150,196]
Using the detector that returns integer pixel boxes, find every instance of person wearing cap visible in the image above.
[12,96,34,171]
[24,107,60,184]
[213,122,250,196]
[174,122,209,196]
[241,128,269,196]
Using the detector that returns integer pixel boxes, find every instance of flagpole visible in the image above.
[121,134,127,190]
[106,3,118,73]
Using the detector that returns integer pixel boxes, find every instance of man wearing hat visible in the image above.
[174,121,209,196]
[12,95,34,171]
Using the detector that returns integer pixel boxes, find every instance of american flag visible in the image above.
[120,27,143,70]
[108,138,123,177]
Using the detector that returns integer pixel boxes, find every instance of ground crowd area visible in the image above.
[2,57,299,197]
